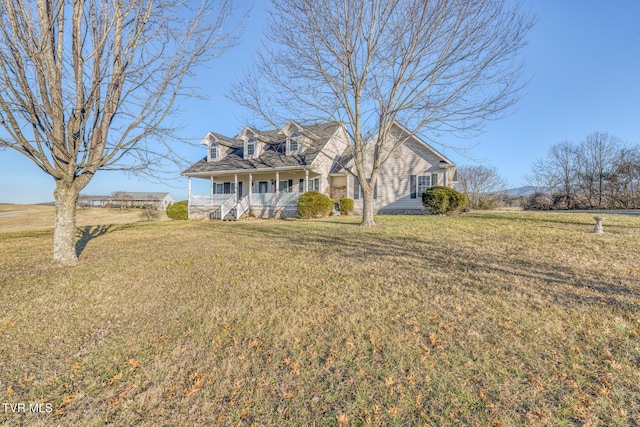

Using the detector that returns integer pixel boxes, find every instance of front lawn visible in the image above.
[0,213,638,425]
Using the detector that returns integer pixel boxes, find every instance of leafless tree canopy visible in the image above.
[524,132,640,210]
[457,164,508,209]
[232,0,534,225]
[0,0,235,265]
[0,0,233,179]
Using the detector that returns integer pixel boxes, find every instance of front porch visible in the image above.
[186,169,322,219]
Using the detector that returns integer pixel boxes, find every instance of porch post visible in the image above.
[444,169,448,187]
[248,173,252,207]
[187,176,192,219]
[346,174,350,198]
[210,176,214,205]
[304,169,309,192]
[275,171,280,193]
[234,174,238,202]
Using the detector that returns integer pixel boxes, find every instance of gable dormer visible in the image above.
[287,132,301,154]
[282,121,307,155]
[201,132,235,162]
[238,127,264,159]
[202,133,230,163]
[208,141,220,162]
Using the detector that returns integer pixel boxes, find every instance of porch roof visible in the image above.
[182,122,341,177]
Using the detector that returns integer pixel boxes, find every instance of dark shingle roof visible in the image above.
[110,192,173,200]
[183,122,342,175]
[208,132,241,147]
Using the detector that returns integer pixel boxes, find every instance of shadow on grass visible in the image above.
[469,212,640,231]
[229,220,640,313]
[75,224,133,257]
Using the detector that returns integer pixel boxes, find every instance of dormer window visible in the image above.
[247,138,256,157]
[287,132,300,154]
[210,146,217,160]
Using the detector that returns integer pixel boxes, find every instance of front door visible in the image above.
[258,181,268,194]
[237,182,243,198]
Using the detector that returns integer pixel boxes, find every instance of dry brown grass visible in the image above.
[0,204,53,213]
[0,205,169,232]
[0,212,639,426]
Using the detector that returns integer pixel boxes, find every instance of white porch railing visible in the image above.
[250,192,300,206]
[235,195,250,219]
[219,195,237,219]
[190,194,236,206]
[189,191,300,220]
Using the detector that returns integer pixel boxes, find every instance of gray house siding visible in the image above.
[310,126,349,197]
[347,137,454,214]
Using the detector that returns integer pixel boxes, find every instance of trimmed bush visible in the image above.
[297,191,333,219]
[339,197,354,215]
[166,200,188,220]
[422,186,467,215]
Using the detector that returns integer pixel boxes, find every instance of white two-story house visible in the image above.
[182,121,457,219]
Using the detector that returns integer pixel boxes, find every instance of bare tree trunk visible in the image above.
[360,188,376,226]
[0,0,235,266]
[53,182,80,266]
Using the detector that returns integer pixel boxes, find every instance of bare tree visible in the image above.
[457,165,507,209]
[525,133,640,210]
[606,145,640,208]
[0,0,236,266]
[525,141,578,209]
[576,132,621,208]
[547,141,579,209]
[232,0,534,225]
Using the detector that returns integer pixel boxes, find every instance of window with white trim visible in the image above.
[246,138,255,157]
[289,132,299,152]
[213,182,235,194]
[353,178,377,199]
[209,146,217,160]
[417,175,431,196]
[308,178,320,192]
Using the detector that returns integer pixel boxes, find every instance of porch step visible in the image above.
[208,208,221,220]
[222,208,237,221]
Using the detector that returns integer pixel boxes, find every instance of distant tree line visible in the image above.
[524,132,640,210]
[457,165,508,210]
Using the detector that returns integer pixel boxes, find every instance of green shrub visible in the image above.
[447,188,467,212]
[297,191,333,219]
[166,200,188,220]
[339,198,354,215]
[422,186,467,215]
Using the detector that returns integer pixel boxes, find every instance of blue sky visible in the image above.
[1,1,639,203]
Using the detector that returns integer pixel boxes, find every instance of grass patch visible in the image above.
[1,212,639,425]
[0,205,170,233]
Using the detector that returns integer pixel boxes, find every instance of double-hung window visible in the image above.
[289,132,299,153]
[353,178,377,200]
[210,146,217,160]
[417,175,431,196]
[411,175,432,198]
[246,138,255,157]
[308,178,320,192]
[214,182,234,194]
